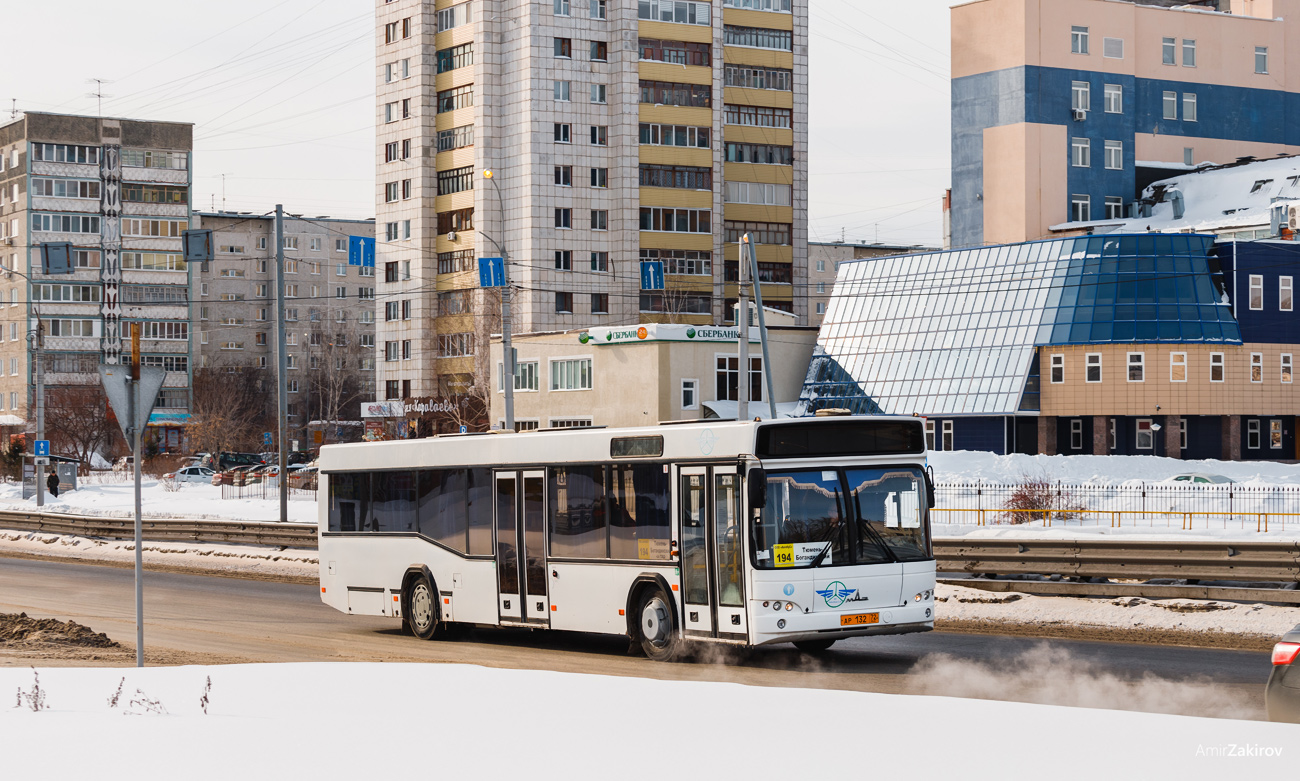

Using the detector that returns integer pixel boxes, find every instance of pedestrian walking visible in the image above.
[46,470,59,498]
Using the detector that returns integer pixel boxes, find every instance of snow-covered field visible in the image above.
[929,450,1300,485]
[0,478,316,524]
[1,663,1293,779]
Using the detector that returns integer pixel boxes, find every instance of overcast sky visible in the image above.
[0,0,951,247]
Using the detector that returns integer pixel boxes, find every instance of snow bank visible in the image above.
[0,479,317,524]
[929,450,1300,486]
[0,663,1293,778]
[938,583,1300,642]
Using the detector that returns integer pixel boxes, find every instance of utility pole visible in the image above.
[737,248,750,422]
[33,321,44,507]
[482,171,514,432]
[130,323,143,667]
[743,234,778,419]
[275,205,288,523]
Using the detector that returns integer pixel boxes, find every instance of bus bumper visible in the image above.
[750,603,935,646]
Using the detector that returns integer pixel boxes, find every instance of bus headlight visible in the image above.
[773,602,782,611]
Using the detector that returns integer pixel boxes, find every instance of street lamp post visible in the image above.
[482,169,514,432]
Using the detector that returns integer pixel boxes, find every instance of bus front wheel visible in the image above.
[636,587,683,662]
[407,574,439,641]
[793,639,836,654]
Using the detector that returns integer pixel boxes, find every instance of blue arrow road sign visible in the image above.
[33,440,49,457]
[348,235,376,267]
[640,260,664,291]
[478,257,506,288]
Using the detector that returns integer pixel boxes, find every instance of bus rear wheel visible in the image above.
[793,639,836,654]
[407,574,439,641]
[636,587,683,662]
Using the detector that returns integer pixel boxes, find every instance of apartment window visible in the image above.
[1071,25,1088,55]
[1251,352,1264,383]
[553,81,571,101]
[681,378,698,410]
[437,208,473,234]
[385,380,400,400]
[437,124,474,152]
[640,164,711,190]
[1210,352,1224,382]
[255,283,268,298]
[1250,274,1264,310]
[1069,136,1092,168]
[384,102,398,123]
[1163,91,1177,120]
[1283,354,1293,384]
[723,220,789,245]
[551,358,593,390]
[591,293,609,313]
[385,142,398,162]
[1257,46,1269,74]
[1103,38,1122,59]
[436,333,473,358]
[385,301,399,321]
[1183,93,1197,122]
[1070,419,1083,450]
[941,421,954,451]
[554,0,571,15]
[1105,196,1124,219]
[724,24,790,50]
[399,340,411,361]
[1071,194,1090,222]
[437,166,475,196]
[590,84,607,104]
[640,208,711,234]
[385,222,399,242]
[1183,39,1196,67]
[555,250,572,271]
[555,209,572,229]
[715,355,763,402]
[1184,147,1194,166]
[554,166,573,187]
[816,282,825,294]
[591,0,606,19]
[639,80,711,108]
[1272,419,1284,449]
[1248,419,1261,449]
[640,123,711,148]
[1280,276,1293,311]
[436,43,473,74]
[1136,419,1154,450]
[1162,37,1176,65]
[555,292,574,313]
[1050,354,1064,383]
[1104,140,1122,170]
[1180,419,1188,450]
[554,123,571,143]
[924,421,935,451]
[1103,83,1122,114]
[437,85,473,113]
[1127,352,1144,382]
[385,182,399,203]
[815,302,826,315]
[554,37,572,58]
[725,65,793,91]
[401,98,411,119]
[639,0,712,26]
[438,249,474,274]
[385,341,399,362]
[589,126,608,146]
[588,168,608,189]
[1171,352,1187,382]
[590,41,608,61]
[1086,353,1101,383]
[499,360,540,393]
[591,210,608,230]
[724,104,792,129]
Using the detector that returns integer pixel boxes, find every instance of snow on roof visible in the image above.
[1052,155,1300,235]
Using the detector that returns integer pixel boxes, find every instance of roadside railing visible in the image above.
[219,480,317,502]
[934,480,1300,531]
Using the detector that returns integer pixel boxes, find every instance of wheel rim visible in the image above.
[641,596,670,648]
[411,583,434,632]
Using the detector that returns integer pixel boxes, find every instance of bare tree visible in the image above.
[44,385,120,466]
[189,365,270,457]
[304,318,370,446]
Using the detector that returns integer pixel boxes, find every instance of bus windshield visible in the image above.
[752,467,930,569]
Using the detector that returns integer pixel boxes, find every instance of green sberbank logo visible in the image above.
[685,327,696,338]
[606,332,614,341]
[578,333,590,344]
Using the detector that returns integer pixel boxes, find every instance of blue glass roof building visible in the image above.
[798,234,1240,420]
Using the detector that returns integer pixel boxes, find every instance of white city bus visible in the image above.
[317,416,936,660]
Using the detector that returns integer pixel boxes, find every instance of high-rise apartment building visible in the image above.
[951,0,1300,248]
[374,0,808,414]
[0,112,193,447]
[192,212,377,442]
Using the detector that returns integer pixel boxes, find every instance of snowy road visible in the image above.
[0,558,1273,720]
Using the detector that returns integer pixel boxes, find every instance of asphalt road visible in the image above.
[0,557,1274,720]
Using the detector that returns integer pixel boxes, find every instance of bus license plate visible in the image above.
[840,613,879,627]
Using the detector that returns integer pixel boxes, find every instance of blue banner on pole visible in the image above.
[348,236,376,267]
[640,260,665,291]
[263,432,273,446]
[478,257,506,288]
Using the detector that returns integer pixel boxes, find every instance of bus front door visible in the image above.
[679,466,747,641]
[494,470,550,626]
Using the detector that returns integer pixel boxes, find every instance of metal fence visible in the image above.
[933,480,1300,532]
[220,479,317,503]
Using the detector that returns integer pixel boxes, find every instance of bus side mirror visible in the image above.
[924,467,936,509]
[747,467,767,509]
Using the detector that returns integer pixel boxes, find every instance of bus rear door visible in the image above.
[494,470,550,627]
[679,465,748,642]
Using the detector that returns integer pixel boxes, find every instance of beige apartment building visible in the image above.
[488,322,817,429]
[0,112,193,448]
[374,0,809,409]
[192,212,378,440]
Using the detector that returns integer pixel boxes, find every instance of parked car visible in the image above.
[1165,473,1235,484]
[112,456,135,472]
[1267,624,1300,723]
[289,465,318,490]
[164,466,216,484]
[212,465,259,485]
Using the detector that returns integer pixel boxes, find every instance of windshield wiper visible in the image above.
[803,486,843,568]
[854,491,898,564]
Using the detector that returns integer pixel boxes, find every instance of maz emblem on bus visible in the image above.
[816,582,856,608]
